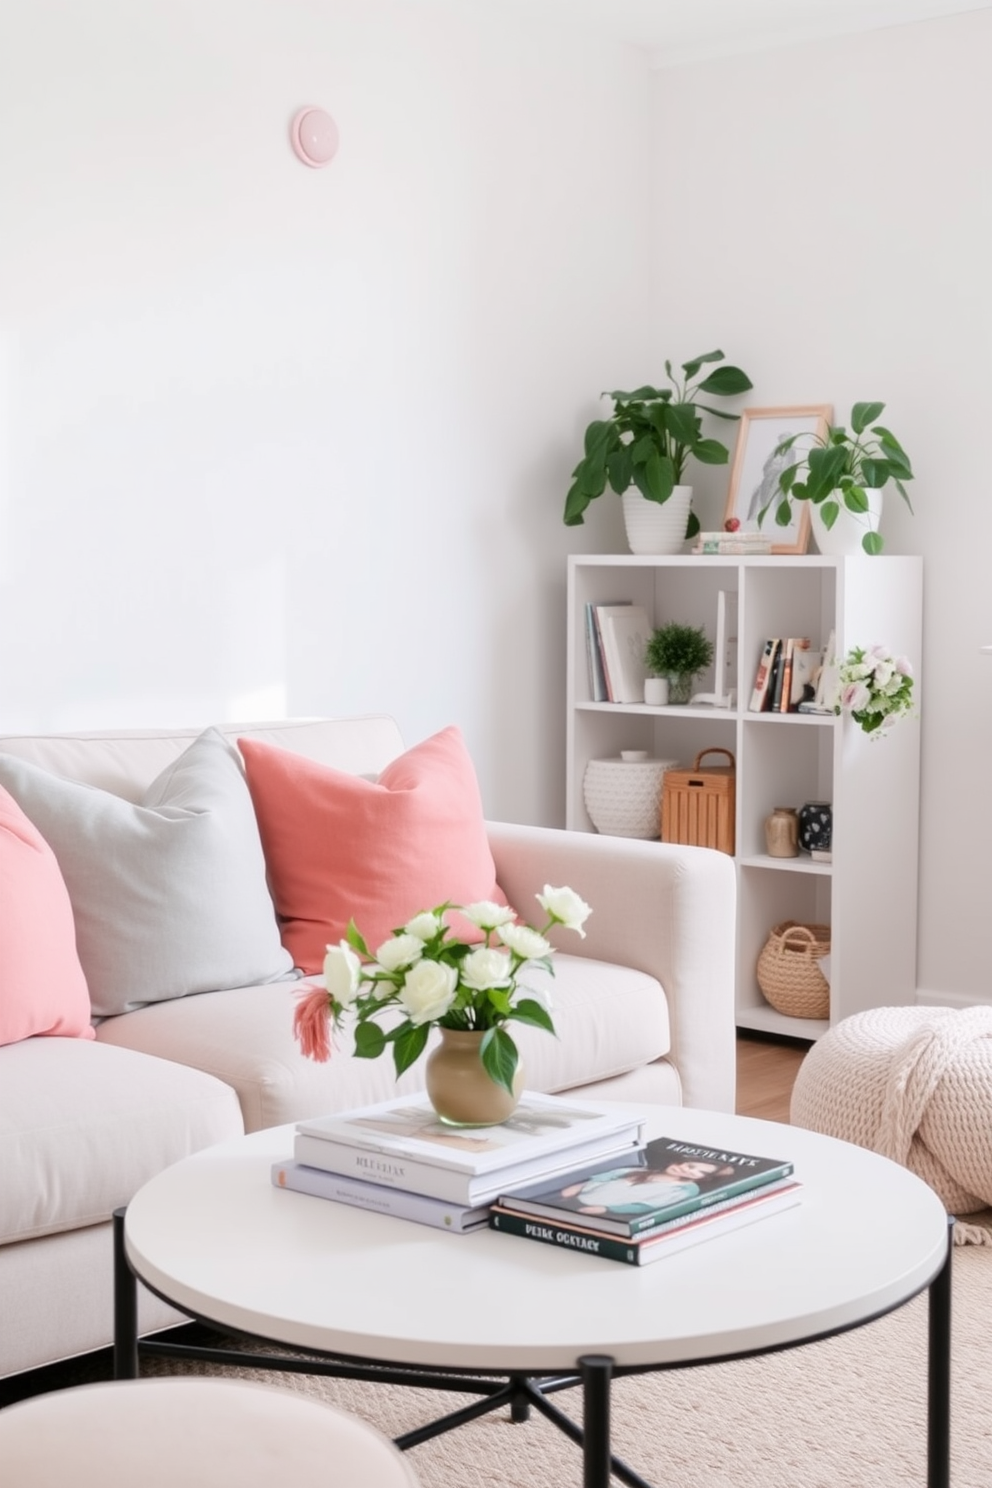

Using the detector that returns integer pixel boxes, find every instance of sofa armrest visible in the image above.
[487,821,736,1114]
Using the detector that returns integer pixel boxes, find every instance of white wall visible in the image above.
[0,0,652,823]
[647,8,992,1005]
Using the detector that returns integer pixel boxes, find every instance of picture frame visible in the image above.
[724,405,833,555]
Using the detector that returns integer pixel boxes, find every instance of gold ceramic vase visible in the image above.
[425,1028,523,1126]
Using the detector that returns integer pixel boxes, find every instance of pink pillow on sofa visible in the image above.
[238,726,505,974]
[0,784,93,1045]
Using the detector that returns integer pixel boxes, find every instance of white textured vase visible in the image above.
[583,756,680,839]
[811,487,884,556]
[621,485,692,556]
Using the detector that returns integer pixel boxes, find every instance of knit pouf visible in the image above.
[790,1005,992,1244]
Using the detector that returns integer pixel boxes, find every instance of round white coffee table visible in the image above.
[115,1107,951,1488]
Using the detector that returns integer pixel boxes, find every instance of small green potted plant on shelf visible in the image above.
[644,623,715,705]
[563,351,753,555]
[758,401,914,556]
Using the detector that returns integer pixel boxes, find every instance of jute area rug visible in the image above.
[57,1235,992,1487]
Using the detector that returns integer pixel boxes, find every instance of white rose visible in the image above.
[536,885,592,938]
[398,959,458,1025]
[404,911,442,942]
[460,900,516,933]
[323,942,363,1008]
[460,946,514,992]
[374,934,424,973]
[498,923,553,961]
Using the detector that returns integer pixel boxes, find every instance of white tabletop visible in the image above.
[125,1105,948,1373]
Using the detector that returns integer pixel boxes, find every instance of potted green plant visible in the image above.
[563,351,753,554]
[644,623,715,705]
[758,402,914,556]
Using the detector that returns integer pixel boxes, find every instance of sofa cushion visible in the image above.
[0,785,93,1047]
[0,728,295,1017]
[95,955,669,1132]
[239,726,505,975]
[0,1038,244,1244]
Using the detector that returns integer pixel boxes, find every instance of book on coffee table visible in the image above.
[489,1178,804,1265]
[495,1134,794,1237]
[271,1160,491,1233]
[293,1092,646,1207]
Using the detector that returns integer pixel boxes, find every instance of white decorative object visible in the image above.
[644,677,669,706]
[620,486,691,555]
[811,487,884,555]
[583,756,680,839]
[691,589,738,709]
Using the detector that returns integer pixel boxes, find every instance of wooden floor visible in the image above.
[734,1031,810,1123]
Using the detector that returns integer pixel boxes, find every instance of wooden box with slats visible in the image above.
[660,748,736,856]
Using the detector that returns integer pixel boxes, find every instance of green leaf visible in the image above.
[630,435,657,465]
[685,508,700,540]
[842,485,869,515]
[692,438,729,465]
[774,498,793,528]
[695,403,741,421]
[862,531,884,555]
[610,386,665,404]
[860,457,889,489]
[681,349,725,380]
[805,443,849,502]
[509,998,555,1034]
[874,428,914,478]
[480,1027,519,1096]
[637,452,675,504]
[894,478,914,513]
[391,1021,430,1078]
[582,419,614,457]
[819,499,840,531]
[563,477,591,526]
[851,401,885,434]
[665,402,700,447]
[353,1021,386,1059]
[605,446,633,492]
[345,919,370,958]
[697,365,753,397]
[779,464,798,494]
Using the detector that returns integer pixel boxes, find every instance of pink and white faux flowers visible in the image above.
[293,886,591,1094]
[836,642,914,736]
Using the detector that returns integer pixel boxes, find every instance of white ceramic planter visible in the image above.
[811,487,884,556]
[621,485,692,555]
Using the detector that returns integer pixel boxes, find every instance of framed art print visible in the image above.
[724,405,833,554]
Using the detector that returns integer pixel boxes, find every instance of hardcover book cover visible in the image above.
[270,1160,491,1233]
[496,1134,794,1237]
[489,1179,803,1265]
[296,1092,645,1175]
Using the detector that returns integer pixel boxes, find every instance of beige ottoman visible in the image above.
[790,1005,992,1243]
[0,1377,421,1487]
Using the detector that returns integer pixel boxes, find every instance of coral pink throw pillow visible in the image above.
[238,726,505,974]
[0,784,93,1045]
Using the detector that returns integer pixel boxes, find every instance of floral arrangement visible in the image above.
[836,643,914,736]
[293,886,592,1095]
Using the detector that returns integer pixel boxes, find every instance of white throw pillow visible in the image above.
[0,728,295,1017]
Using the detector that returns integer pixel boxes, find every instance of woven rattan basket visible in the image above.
[756,920,831,1019]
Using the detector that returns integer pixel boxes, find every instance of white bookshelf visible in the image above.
[566,554,923,1040]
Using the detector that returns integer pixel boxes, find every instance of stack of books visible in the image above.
[272,1091,647,1235]
[692,530,773,556]
[749,637,821,713]
[488,1134,802,1265]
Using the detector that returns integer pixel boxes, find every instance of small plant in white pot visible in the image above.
[563,351,753,554]
[644,623,715,705]
[758,401,914,555]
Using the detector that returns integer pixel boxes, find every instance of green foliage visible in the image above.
[564,351,753,536]
[760,402,915,556]
[644,623,714,679]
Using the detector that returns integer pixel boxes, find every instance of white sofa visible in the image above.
[0,717,736,1381]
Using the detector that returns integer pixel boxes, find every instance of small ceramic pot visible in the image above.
[798,801,833,854]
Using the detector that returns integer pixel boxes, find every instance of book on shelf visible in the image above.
[787,638,819,710]
[769,642,788,711]
[270,1160,491,1233]
[588,600,630,702]
[495,1134,794,1237]
[489,1179,804,1266]
[294,1092,646,1207]
[776,638,795,713]
[749,638,780,712]
[596,603,652,704]
[692,532,773,556]
[584,603,608,701]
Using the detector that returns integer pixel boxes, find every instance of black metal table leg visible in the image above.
[113,1207,139,1380]
[927,1216,954,1488]
[580,1354,614,1488]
